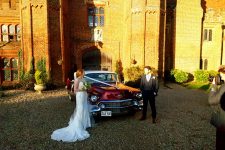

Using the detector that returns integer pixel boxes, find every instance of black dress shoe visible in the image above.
[152,118,156,123]
[139,117,146,121]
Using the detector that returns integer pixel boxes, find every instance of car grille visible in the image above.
[99,99,134,113]
[101,99,133,108]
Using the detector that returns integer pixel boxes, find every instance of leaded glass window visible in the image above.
[2,25,8,42]
[16,25,21,41]
[1,58,18,81]
[88,6,104,27]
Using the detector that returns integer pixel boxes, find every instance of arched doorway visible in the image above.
[82,49,101,70]
[81,47,112,71]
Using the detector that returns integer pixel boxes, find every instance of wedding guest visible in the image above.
[209,65,225,150]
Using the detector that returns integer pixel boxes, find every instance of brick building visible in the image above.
[0,0,224,85]
[0,0,20,85]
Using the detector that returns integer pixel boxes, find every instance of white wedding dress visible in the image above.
[51,80,91,142]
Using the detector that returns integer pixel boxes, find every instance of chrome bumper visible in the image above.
[90,99,143,116]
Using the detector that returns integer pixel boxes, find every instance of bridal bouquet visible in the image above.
[82,82,91,91]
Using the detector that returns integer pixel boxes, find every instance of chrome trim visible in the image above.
[99,99,133,103]
[102,105,134,109]
[91,106,101,112]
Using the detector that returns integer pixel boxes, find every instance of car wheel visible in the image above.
[93,115,101,123]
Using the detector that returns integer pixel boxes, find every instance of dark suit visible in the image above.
[209,84,225,149]
[140,74,159,119]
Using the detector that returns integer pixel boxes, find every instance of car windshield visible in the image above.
[84,73,118,84]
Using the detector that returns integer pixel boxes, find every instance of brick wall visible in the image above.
[21,0,50,75]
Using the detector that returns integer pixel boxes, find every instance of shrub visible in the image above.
[208,70,219,81]
[115,59,124,82]
[194,69,209,83]
[208,70,218,77]
[170,69,188,83]
[19,72,34,90]
[125,66,143,81]
[35,58,48,85]
[37,58,46,72]
[124,66,143,88]
[35,70,47,85]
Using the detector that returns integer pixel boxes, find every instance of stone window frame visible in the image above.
[0,57,18,82]
[87,5,105,28]
[203,28,213,42]
[9,0,16,10]
[0,24,21,42]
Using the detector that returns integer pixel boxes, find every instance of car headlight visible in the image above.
[90,95,99,102]
[135,93,142,99]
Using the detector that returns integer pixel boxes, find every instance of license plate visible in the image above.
[101,111,112,116]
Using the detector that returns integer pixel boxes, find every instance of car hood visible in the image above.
[90,83,140,92]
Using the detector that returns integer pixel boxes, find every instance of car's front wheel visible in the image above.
[93,114,101,123]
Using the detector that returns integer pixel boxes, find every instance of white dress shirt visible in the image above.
[146,74,151,82]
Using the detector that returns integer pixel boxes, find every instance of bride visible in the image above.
[51,69,91,142]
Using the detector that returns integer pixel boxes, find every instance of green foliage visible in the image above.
[124,66,143,88]
[208,70,219,77]
[194,69,209,83]
[35,70,47,85]
[19,72,35,90]
[184,81,211,91]
[36,58,46,72]
[35,58,47,85]
[170,69,188,83]
[125,66,143,81]
[18,49,24,79]
[115,59,124,82]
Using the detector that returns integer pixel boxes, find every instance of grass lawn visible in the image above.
[183,81,211,92]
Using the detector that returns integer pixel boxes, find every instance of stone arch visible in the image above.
[75,43,112,71]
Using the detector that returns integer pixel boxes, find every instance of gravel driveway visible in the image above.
[0,82,215,150]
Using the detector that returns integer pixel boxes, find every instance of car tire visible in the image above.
[93,115,101,123]
[128,111,136,116]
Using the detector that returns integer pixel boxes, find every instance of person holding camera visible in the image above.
[209,65,225,150]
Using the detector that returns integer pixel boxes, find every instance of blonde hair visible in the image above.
[76,69,84,78]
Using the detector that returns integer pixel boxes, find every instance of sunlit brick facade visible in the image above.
[0,0,224,85]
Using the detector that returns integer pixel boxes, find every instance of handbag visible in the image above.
[210,109,225,128]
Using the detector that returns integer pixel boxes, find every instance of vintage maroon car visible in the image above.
[66,71,143,117]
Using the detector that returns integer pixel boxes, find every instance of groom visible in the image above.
[139,66,159,123]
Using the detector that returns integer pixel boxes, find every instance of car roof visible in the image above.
[85,70,116,74]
